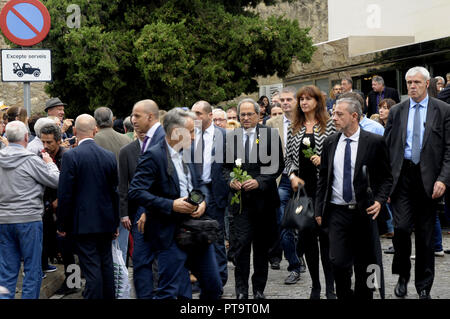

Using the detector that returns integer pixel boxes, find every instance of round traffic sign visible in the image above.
[0,0,51,46]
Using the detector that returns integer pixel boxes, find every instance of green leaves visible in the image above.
[38,0,315,117]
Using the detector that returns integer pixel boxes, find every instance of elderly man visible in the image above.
[212,109,228,129]
[384,66,450,299]
[27,117,57,155]
[0,121,59,299]
[45,97,73,139]
[435,76,445,92]
[223,98,284,299]
[57,114,120,299]
[129,108,222,299]
[367,76,400,117]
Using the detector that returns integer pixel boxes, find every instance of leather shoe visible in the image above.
[310,287,321,300]
[237,293,248,299]
[270,260,280,270]
[394,276,408,297]
[418,290,431,299]
[254,291,266,299]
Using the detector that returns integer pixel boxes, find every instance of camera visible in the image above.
[185,189,205,206]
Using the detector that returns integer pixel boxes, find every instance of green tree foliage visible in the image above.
[38,0,314,117]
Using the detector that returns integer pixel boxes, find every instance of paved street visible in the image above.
[45,229,450,300]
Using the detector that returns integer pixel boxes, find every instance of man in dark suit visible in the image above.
[118,99,165,298]
[191,100,229,288]
[57,114,120,299]
[316,97,392,299]
[384,66,450,299]
[223,98,284,299]
[367,75,400,117]
[128,108,221,299]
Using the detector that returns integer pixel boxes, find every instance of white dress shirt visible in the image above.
[139,122,161,152]
[198,123,214,183]
[243,126,257,154]
[330,128,360,205]
[166,141,193,197]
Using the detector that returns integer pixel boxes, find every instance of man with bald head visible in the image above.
[57,114,120,299]
[118,99,165,298]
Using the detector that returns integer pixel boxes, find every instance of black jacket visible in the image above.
[367,86,400,118]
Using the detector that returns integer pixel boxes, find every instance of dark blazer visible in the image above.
[222,124,284,216]
[118,125,165,219]
[384,97,450,197]
[367,86,400,117]
[191,125,229,209]
[315,129,392,224]
[57,139,119,235]
[128,139,201,250]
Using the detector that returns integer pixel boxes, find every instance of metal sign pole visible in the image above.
[23,81,31,116]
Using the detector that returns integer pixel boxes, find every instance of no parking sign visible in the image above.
[0,0,51,46]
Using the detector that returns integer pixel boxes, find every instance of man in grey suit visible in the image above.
[118,99,165,298]
[94,106,132,263]
[94,107,132,161]
[384,66,450,299]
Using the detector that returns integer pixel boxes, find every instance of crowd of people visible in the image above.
[1,66,450,300]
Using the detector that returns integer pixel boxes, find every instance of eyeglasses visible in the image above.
[239,112,256,118]
[213,118,227,122]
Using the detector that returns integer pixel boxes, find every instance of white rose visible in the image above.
[235,158,242,167]
[302,137,311,147]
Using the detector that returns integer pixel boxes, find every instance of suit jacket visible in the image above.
[367,86,400,117]
[222,124,284,216]
[191,125,229,209]
[128,139,201,250]
[384,97,450,197]
[315,129,392,224]
[94,127,132,161]
[57,140,120,235]
[118,125,165,219]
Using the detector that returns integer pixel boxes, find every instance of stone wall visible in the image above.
[0,0,49,115]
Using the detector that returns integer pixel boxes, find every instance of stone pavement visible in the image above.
[45,230,450,299]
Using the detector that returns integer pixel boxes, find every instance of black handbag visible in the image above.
[281,184,315,231]
[175,215,220,252]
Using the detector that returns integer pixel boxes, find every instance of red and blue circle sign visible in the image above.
[0,0,51,46]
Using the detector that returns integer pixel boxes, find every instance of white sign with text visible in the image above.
[1,49,51,82]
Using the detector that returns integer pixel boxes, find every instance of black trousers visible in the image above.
[75,233,115,299]
[390,161,436,293]
[229,207,276,296]
[328,205,380,300]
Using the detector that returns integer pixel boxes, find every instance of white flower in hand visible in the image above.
[235,158,242,167]
[302,137,311,147]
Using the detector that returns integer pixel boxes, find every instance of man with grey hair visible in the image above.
[223,98,284,299]
[384,66,450,299]
[123,116,134,140]
[316,98,392,299]
[93,106,132,161]
[212,108,227,129]
[0,121,59,299]
[128,108,222,299]
[27,117,57,155]
[367,75,400,117]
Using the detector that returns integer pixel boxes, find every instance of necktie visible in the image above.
[244,132,251,163]
[141,136,149,154]
[343,138,352,203]
[411,104,421,164]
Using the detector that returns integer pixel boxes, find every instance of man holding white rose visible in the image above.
[223,98,284,299]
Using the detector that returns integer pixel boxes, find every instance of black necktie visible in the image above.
[244,132,250,163]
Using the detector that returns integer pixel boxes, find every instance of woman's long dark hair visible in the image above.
[292,85,329,135]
